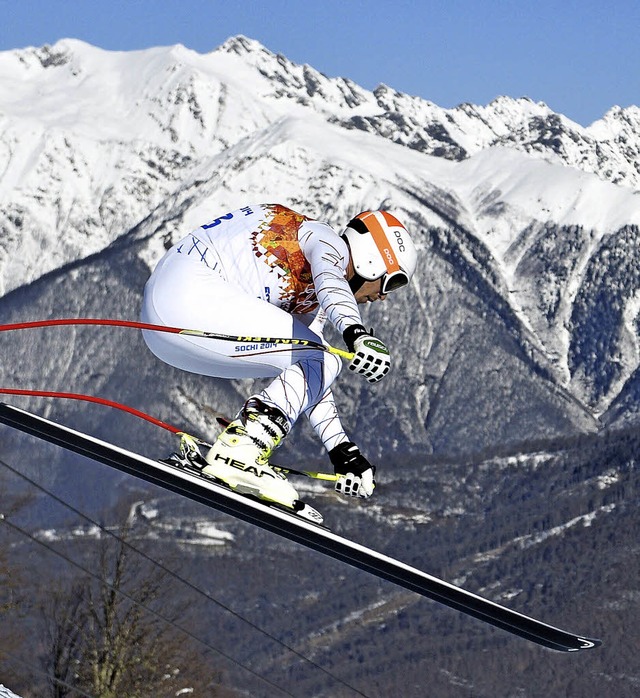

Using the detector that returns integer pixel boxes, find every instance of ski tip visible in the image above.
[567,636,602,652]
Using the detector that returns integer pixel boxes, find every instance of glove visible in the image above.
[329,441,376,498]
[343,324,390,384]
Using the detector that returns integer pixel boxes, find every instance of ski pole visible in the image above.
[0,389,341,483]
[274,466,340,482]
[0,388,184,434]
[0,318,355,360]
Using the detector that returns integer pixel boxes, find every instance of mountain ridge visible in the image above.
[2,36,640,441]
[1,36,639,698]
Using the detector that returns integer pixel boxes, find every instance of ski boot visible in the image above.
[203,398,302,511]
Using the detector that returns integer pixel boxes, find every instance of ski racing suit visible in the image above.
[141,203,364,452]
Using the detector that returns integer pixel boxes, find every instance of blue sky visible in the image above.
[1,0,637,126]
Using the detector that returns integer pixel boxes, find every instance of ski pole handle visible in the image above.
[324,346,355,361]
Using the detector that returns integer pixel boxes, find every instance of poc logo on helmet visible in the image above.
[393,229,406,252]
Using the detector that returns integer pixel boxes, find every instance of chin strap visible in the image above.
[342,232,368,294]
[348,273,366,294]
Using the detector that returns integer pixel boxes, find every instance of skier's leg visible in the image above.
[255,345,343,427]
[142,251,343,510]
[304,388,350,452]
[141,251,328,378]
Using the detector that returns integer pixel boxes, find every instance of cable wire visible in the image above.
[0,514,295,698]
[0,457,370,698]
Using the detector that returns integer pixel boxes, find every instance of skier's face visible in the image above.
[354,278,387,304]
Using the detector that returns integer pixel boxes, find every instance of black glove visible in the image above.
[329,441,376,498]
[343,324,390,384]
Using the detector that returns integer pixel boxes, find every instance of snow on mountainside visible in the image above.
[3,39,640,698]
[1,35,640,436]
[1,36,639,293]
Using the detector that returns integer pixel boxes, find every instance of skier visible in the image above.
[141,204,417,512]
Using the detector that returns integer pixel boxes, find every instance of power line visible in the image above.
[0,514,295,698]
[0,457,370,697]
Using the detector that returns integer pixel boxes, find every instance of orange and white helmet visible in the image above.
[342,211,417,293]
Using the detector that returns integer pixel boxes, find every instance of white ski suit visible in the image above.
[141,203,364,451]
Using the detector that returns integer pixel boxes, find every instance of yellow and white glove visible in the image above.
[343,324,390,384]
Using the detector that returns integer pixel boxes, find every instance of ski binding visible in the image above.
[161,436,325,525]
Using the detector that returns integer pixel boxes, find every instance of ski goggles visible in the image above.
[380,269,409,294]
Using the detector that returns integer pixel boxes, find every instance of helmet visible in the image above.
[342,211,417,293]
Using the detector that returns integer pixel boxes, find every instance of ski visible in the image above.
[0,402,602,652]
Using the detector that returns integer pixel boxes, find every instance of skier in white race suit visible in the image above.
[141,203,417,513]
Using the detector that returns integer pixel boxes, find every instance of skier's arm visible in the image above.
[299,223,390,383]
[305,389,376,499]
[298,222,362,334]
[304,387,347,452]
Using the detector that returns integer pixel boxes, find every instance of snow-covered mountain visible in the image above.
[2,38,640,698]
[2,35,640,457]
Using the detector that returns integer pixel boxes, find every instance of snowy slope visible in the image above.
[1,36,640,431]
[1,36,639,291]
[2,38,640,698]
